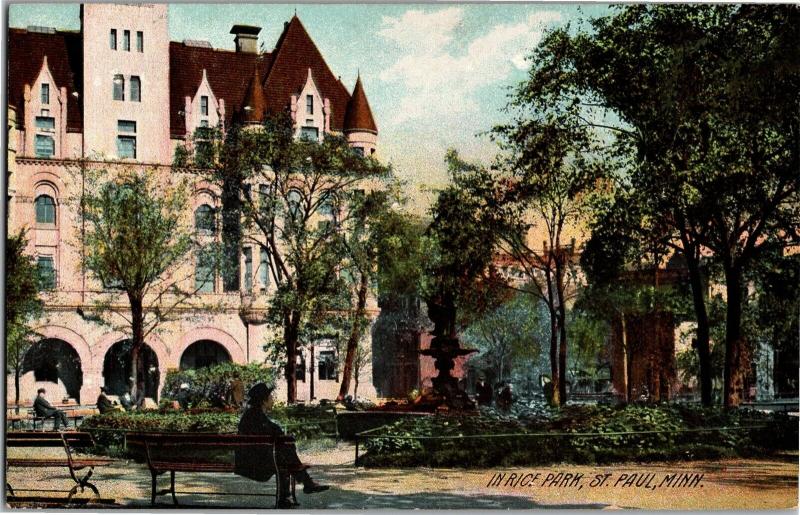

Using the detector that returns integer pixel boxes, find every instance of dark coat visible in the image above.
[96,393,115,414]
[234,406,294,482]
[33,395,58,417]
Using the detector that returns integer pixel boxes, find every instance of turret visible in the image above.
[343,74,377,156]
[241,63,266,126]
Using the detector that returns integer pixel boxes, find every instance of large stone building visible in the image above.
[6,4,380,404]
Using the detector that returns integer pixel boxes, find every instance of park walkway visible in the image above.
[5,442,797,509]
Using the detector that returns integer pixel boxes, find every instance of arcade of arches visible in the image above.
[9,334,239,404]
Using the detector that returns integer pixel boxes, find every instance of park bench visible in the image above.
[6,431,114,501]
[126,432,310,507]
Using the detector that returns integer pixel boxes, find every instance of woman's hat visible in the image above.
[247,382,274,402]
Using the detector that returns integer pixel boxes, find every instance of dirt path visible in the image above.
[6,443,797,509]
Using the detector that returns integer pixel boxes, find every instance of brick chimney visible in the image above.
[230,25,261,54]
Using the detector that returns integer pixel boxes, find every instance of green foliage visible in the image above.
[361,404,797,468]
[207,115,392,401]
[161,362,277,409]
[5,229,44,403]
[462,291,547,383]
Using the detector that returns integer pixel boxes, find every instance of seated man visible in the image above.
[96,386,123,414]
[234,383,329,508]
[33,388,69,430]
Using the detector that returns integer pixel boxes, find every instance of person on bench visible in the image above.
[235,383,329,508]
[33,388,69,430]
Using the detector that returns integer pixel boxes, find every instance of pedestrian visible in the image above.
[497,383,513,410]
[33,388,69,430]
[234,383,329,508]
[476,378,493,406]
[176,383,191,409]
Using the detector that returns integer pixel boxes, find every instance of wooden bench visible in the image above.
[126,432,310,507]
[6,432,114,501]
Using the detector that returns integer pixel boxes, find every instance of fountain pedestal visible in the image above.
[418,336,477,411]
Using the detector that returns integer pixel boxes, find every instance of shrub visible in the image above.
[161,362,277,409]
[360,404,797,468]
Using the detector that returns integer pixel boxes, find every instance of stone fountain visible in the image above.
[416,294,478,411]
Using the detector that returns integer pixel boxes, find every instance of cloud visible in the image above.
[377,8,562,125]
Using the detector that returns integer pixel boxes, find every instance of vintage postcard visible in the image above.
[4,2,798,510]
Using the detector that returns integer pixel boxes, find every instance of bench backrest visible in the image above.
[6,432,65,448]
[126,432,293,469]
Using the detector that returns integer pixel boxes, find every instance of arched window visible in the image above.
[287,189,303,221]
[130,76,141,102]
[194,204,215,234]
[113,74,125,101]
[35,195,56,224]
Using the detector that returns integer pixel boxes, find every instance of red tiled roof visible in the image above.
[344,75,377,134]
[263,16,352,131]
[241,62,267,124]
[8,28,83,132]
[169,42,272,137]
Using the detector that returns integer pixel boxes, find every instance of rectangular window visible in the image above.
[123,30,130,51]
[306,95,313,115]
[259,246,270,290]
[300,126,319,141]
[243,247,253,291]
[35,116,55,131]
[200,120,209,128]
[37,256,56,290]
[130,76,141,102]
[195,253,215,293]
[110,29,117,50]
[136,31,143,52]
[118,120,136,133]
[318,350,337,381]
[113,75,124,101]
[41,83,49,104]
[117,122,137,159]
[34,135,55,158]
[201,96,209,116]
[353,146,364,157]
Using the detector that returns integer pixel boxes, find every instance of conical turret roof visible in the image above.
[344,75,377,134]
[242,61,266,124]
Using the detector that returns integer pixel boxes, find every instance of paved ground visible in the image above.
[6,441,797,509]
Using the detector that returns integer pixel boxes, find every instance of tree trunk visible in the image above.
[14,367,21,413]
[284,310,300,403]
[129,295,145,399]
[686,254,713,405]
[620,314,629,403]
[337,272,369,401]
[545,271,560,407]
[556,259,568,404]
[723,264,746,408]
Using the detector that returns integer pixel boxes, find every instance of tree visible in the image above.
[461,291,544,385]
[79,168,200,397]
[5,229,43,408]
[516,4,799,406]
[336,184,415,401]
[210,115,389,403]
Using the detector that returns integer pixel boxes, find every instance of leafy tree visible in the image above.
[79,168,201,397]
[209,115,389,403]
[462,291,544,385]
[5,229,44,408]
[517,4,799,406]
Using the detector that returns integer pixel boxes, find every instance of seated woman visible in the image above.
[234,383,329,508]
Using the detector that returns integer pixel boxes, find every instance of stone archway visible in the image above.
[176,327,246,365]
[102,340,160,399]
[179,340,232,370]
[20,338,83,402]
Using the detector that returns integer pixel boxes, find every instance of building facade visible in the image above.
[7,4,380,404]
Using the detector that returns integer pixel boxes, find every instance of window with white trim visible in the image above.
[35,195,56,224]
[130,76,141,102]
[113,75,125,101]
[41,83,49,104]
[37,256,56,290]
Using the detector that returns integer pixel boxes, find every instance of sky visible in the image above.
[9,3,610,214]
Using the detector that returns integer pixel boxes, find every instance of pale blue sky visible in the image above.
[9,3,610,212]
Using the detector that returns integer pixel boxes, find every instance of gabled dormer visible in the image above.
[24,56,67,159]
[184,69,225,139]
[290,68,330,142]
